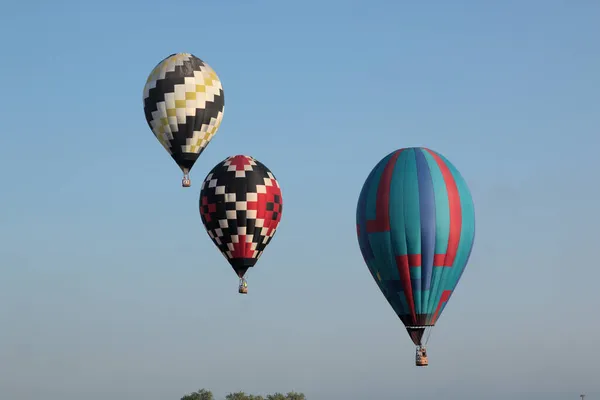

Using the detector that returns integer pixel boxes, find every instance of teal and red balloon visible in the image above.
[356,147,475,354]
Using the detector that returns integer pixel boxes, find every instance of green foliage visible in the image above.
[266,393,304,400]
[182,389,305,400]
[283,392,305,400]
[265,394,286,400]
[181,389,214,400]
[225,392,252,400]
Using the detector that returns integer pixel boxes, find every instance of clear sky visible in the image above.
[1,1,598,399]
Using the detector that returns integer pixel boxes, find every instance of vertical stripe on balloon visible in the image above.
[390,151,415,321]
[424,148,462,324]
[436,153,476,324]
[402,149,422,318]
[414,148,436,317]
[367,150,404,233]
[425,149,462,267]
[421,149,449,319]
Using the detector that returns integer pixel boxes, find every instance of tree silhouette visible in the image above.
[181,389,305,400]
[181,389,214,400]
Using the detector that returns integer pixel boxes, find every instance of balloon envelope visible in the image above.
[143,53,225,175]
[199,155,283,278]
[356,147,475,345]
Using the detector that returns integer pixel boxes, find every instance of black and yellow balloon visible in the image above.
[143,53,225,187]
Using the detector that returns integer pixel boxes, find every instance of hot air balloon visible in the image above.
[199,155,283,294]
[356,147,475,366]
[143,53,225,187]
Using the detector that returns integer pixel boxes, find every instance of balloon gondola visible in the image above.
[356,147,475,366]
[199,155,283,294]
[143,53,225,187]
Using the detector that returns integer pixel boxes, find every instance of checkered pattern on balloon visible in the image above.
[143,53,225,187]
[199,155,283,279]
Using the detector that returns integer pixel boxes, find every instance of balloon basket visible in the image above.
[182,178,191,187]
[238,278,248,294]
[416,346,428,367]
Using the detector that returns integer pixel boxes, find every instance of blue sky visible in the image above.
[0,0,599,399]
